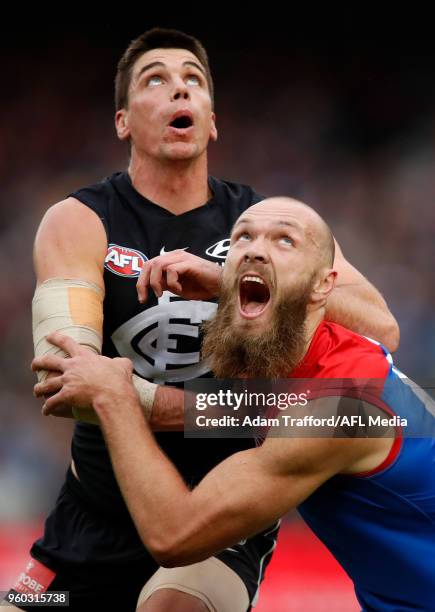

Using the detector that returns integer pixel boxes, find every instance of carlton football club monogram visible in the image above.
[104,244,147,277]
[111,291,217,383]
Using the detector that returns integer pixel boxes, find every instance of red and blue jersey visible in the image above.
[294,322,435,611]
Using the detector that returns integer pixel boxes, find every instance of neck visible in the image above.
[301,307,326,358]
[128,149,211,215]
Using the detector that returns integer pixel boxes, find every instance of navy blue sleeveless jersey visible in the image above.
[293,322,435,611]
[69,171,262,517]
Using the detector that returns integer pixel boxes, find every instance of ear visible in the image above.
[209,112,218,142]
[115,109,130,141]
[311,269,337,305]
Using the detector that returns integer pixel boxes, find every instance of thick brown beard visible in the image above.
[202,279,312,379]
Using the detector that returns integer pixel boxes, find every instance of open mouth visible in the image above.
[239,275,271,318]
[169,114,193,129]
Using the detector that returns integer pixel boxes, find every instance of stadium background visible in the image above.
[1,18,434,610]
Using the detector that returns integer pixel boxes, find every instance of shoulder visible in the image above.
[37,196,106,234]
[326,321,390,359]
[34,197,107,270]
[302,321,391,379]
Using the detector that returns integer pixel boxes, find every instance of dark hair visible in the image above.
[115,27,214,110]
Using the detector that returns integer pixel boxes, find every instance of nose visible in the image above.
[243,249,269,264]
[171,78,190,102]
[173,89,190,101]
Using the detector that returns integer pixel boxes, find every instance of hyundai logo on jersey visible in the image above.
[205,239,231,259]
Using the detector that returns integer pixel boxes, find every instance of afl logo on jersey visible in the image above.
[205,239,231,259]
[104,244,148,278]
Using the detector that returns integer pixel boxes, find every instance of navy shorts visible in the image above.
[8,468,279,611]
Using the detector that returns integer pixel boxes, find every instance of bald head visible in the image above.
[234,197,335,268]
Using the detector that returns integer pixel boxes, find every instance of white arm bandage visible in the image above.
[32,278,104,380]
[131,374,157,422]
[32,278,103,424]
[32,278,156,424]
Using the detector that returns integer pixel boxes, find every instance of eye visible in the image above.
[238,232,251,242]
[279,236,294,246]
[147,75,164,87]
[186,74,201,86]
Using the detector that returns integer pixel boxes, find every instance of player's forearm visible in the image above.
[94,391,262,568]
[93,392,198,563]
[95,390,294,568]
[150,385,185,431]
[326,284,399,352]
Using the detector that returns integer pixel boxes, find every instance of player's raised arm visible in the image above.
[33,199,184,429]
[327,239,399,352]
[32,198,107,420]
[34,197,107,288]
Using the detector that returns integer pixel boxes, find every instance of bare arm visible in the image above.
[33,198,107,416]
[96,403,387,567]
[32,334,389,567]
[150,386,184,430]
[34,199,185,430]
[329,240,399,352]
[99,413,345,566]
[34,197,107,287]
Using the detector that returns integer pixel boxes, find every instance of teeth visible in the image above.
[242,276,264,284]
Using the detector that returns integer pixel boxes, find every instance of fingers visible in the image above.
[41,390,68,414]
[32,333,87,373]
[34,376,63,398]
[149,259,169,298]
[137,260,152,303]
[45,332,84,356]
[136,250,192,302]
[165,266,182,295]
[42,403,73,418]
[32,353,66,373]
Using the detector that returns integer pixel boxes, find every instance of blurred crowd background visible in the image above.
[0,20,434,602]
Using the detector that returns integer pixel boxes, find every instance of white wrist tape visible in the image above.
[132,374,157,422]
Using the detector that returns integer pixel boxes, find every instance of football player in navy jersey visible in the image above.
[11,27,398,612]
[33,198,434,612]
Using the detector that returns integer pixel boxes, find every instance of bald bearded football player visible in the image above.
[34,198,435,612]
[15,25,401,612]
